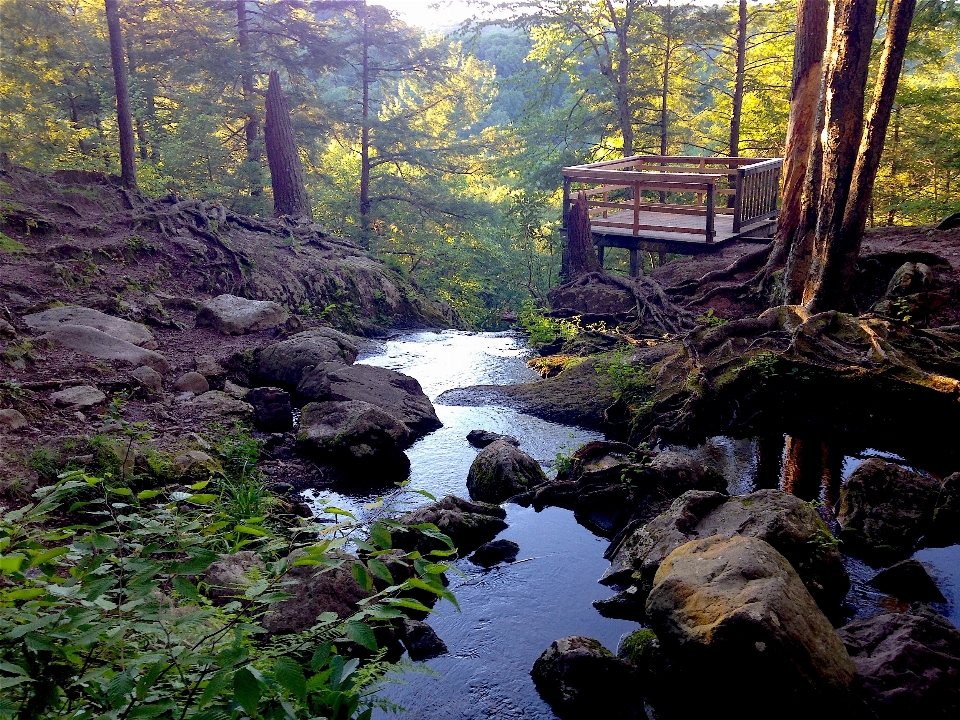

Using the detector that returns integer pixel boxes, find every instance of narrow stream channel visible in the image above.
[301,330,959,719]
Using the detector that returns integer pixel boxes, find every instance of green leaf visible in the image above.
[91,533,119,550]
[28,547,68,567]
[199,668,232,709]
[106,671,135,709]
[405,577,459,610]
[383,597,434,613]
[233,525,268,537]
[233,667,262,716]
[172,576,202,603]
[343,621,378,651]
[173,549,218,575]
[366,559,394,584]
[137,489,162,500]
[351,562,373,592]
[0,554,26,573]
[110,487,133,496]
[187,493,217,504]
[0,676,30,690]
[273,657,307,701]
[189,480,211,490]
[370,522,392,550]
[322,506,356,519]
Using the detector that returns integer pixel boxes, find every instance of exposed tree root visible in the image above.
[667,246,771,295]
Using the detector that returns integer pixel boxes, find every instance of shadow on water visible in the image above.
[300,330,958,719]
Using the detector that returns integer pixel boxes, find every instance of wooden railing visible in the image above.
[562,155,783,243]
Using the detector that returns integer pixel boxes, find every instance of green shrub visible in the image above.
[0,475,457,719]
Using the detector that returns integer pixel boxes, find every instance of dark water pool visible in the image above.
[298,330,958,718]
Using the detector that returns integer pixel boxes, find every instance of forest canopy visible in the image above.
[1,0,958,325]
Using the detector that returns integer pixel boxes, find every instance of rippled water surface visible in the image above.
[305,330,958,718]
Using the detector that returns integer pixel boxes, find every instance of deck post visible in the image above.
[733,167,746,233]
[632,180,640,235]
[629,248,639,277]
[705,180,715,243]
[597,243,605,267]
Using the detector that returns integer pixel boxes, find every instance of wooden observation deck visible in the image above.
[562,155,783,275]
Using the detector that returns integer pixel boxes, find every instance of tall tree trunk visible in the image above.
[607,0,634,156]
[728,0,747,158]
[105,0,138,190]
[805,0,916,312]
[237,0,262,196]
[566,192,601,279]
[124,37,149,162]
[659,3,672,203]
[359,1,372,245]
[264,69,312,218]
[761,0,829,299]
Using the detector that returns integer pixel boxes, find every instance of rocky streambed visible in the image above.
[314,330,960,720]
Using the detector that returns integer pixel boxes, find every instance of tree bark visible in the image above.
[105,0,138,190]
[264,69,312,218]
[359,2,372,245]
[237,0,262,196]
[806,0,917,312]
[566,192,601,279]
[728,0,747,159]
[761,0,829,299]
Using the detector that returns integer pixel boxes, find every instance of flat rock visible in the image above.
[601,489,848,616]
[188,391,253,418]
[196,294,289,335]
[647,535,858,718]
[130,365,163,392]
[257,328,359,388]
[0,409,28,431]
[868,559,946,603]
[838,606,960,719]
[466,429,520,448]
[174,371,209,395]
[838,458,941,565]
[325,363,441,438]
[36,324,169,374]
[50,385,106,408]
[466,440,547,503]
[397,495,508,555]
[24,305,155,347]
[298,399,411,478]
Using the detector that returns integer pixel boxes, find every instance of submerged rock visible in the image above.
[396,495,507,556]
[196,294,289,335]
[869,559,946,603]
[400,619,448,661]
[531,636,639,719]
[298,400,411,480]
[838,605,960,719]
[466,429,520,448]
[646,535,858,718]
[838,458,941,565]
[469,539,519,567]
[466,440,547,503]
[601,489,848,618]
[257,328,359,388]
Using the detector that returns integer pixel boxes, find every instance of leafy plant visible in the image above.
[745,351,778,379]
[595,351,652,403]
[695,309,726,327]
[0,473,458,720]
[517,307,581,348]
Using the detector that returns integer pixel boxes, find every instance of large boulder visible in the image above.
[600,489,848,617]
[257,328,359,388]
[196,294,289,335]
[547,272,636,315]
[530,636,639,719]
[298,400,411,479]
[400,619,448,661]
[325,363,440,438]
[245,387,292,432]
[868,559,946,603]
[262,553,371,635]
[466,440,548,503]
[838,606,960,719]
[837,458,941,565]
[202,551,265,603]
[24,305,156,347]
[928,471,960,547]
[646,535,858,719]
[187,391,253,418]
[50,385,106,408]
[396,495,507,555]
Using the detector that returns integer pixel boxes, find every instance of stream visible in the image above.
[301,330,959,719]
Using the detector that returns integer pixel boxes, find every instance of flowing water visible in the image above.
[299,330,959,719]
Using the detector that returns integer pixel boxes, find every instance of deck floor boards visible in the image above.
[591,209,736,244]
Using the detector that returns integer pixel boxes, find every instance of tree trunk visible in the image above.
[566,192,601,279]
[264,69,312,218]
[805,0,918,312]
[762,0,829,299]
[607,0,635,156]
[728,0,747,159]
[359,2,372,245]
[237,0,262,196]
[105,0,138,190]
